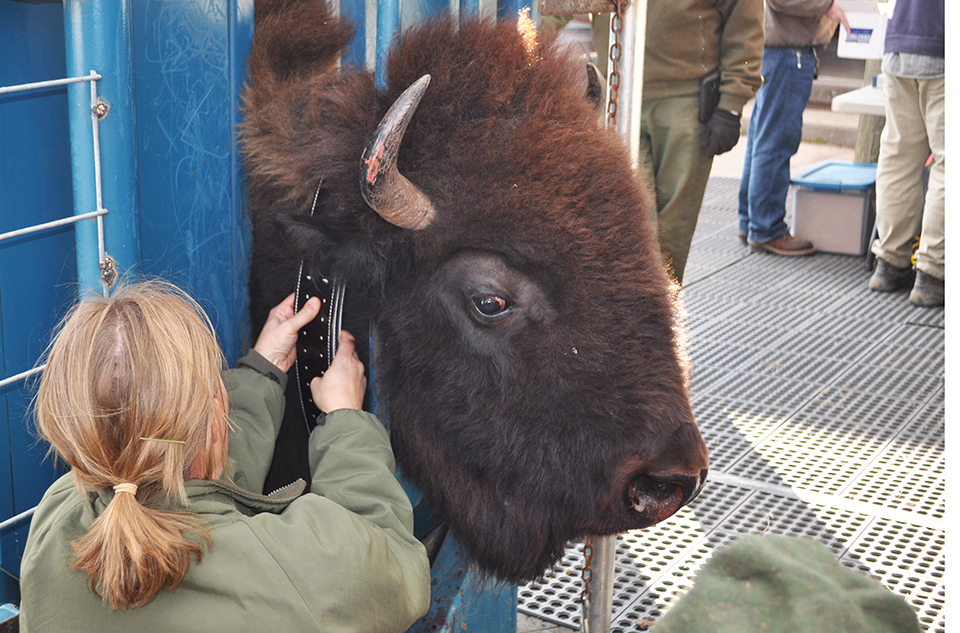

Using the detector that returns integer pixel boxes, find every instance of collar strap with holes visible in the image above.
[293,180,346,431]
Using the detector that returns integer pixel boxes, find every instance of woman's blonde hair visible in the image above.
[33,279,229,609]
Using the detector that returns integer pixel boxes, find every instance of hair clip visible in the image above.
[139,436,186,444]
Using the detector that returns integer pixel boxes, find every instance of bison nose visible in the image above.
[627,468,707,521]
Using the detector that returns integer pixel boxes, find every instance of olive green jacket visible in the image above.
[643,0,764,114]
[19,351,430,633]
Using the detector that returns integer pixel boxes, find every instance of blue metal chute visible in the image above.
[1,2,530,629]
[1,0,76,604]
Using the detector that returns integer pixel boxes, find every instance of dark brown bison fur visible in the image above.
[240,0,708,582]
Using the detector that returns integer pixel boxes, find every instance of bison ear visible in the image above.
[273,212,349,260]
[272,186,362,255]
[586,62,605,111]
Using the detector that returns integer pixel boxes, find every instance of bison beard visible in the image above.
[240,0,709,582]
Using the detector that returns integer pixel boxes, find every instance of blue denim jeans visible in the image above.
[739,46,817,243]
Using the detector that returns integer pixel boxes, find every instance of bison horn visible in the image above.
[360,74,437,230]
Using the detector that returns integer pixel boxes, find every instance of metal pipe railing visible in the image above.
[0,73,102,95]
[0,507,37,532]
[88,72,109,287]
[610,0,645,168]
[0,70,108,544]
[0,366,46,391]
[0,71,108,394]
[0,70,109,294]
[0,209,107,244]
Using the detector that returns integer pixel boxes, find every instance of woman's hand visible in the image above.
[310,331,367,413]
[253,293,322,373]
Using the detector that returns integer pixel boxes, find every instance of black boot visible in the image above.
[868,259,912,292]
[909,271,944,307]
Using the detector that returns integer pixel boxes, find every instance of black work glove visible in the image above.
[701,108,742,156]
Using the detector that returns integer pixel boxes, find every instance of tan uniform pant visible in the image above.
[872,74,945,279]
[640,96,714,284]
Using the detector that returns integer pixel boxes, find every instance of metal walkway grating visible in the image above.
[518,177,946,632]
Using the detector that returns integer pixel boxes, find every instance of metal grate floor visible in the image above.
[518,177,946,632]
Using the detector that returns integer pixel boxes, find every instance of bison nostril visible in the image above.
[627,478,649,513]
[627,474,683,515]
[628,470,707,515]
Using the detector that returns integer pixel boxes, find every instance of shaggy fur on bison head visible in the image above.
[240,0,708,582]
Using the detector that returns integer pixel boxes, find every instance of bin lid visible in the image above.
[790,160,877,191]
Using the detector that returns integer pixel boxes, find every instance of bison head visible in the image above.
[240,0,708,582]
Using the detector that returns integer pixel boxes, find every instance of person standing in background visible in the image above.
[640,0,764,284]
[738,0,849,256]
[867,0,944,307]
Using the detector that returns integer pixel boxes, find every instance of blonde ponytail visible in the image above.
[71,485,211,609]
[34,280,228,609]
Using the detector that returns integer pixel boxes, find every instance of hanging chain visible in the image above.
[606,0,625,128]
[588,5,623,628]
[591,0,626,612]
[579,537,595,633]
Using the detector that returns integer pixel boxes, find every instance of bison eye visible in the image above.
[473,295,508,317]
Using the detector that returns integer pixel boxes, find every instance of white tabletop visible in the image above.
[831,86,886,117]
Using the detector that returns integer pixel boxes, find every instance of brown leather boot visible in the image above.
[748,233,815,256]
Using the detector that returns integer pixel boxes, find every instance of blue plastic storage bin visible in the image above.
[790,161,877,255]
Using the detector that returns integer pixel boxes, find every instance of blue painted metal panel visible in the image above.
[461,0,480,17]
[342,0,370,71]
[130,0,253,364]
[63,0,141,292]
[231,0,256,357]
[375,0,401,88]
[408,535,517,633]
[1,0,254,607]
[498,0,525,19]
[403,0,451,23]
[0,0,76,603]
